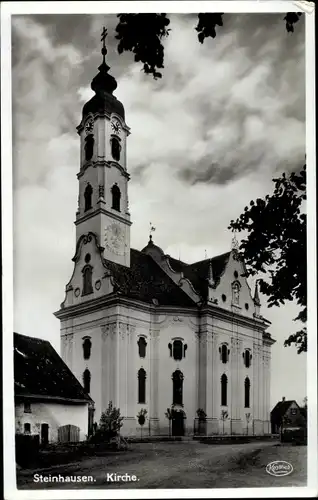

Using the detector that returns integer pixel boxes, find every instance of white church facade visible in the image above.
[54,34,275,437]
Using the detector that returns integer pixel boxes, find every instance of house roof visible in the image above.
[270,400,296,422]
[104,249,195,307]
[14,332,92,403]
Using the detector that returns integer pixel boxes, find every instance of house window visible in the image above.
[111,137,121,161]
[137,337,147,358]
[24,423,31,434]
[232,281,240,305]
[244,377,250,408]
[138,368,146,404]
[111,184,121,211]
[172,370,184,405]
[83,369,91,393]
[82,265,93,296]
[221,374,228,406]
[220,344,229,364]
[24,402,31,413]
[84,183,93,212]
[84,134,94,161]
[243,349,252,368]
[83,338,92,360]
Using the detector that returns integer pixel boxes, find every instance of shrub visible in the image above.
[88,401,124,444]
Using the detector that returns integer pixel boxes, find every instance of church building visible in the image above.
[54,32,275,437]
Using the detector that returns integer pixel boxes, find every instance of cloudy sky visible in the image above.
[11,10,306,407]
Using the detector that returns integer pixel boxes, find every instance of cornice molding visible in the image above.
[75,206,132,227]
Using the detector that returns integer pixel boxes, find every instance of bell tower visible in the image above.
[75,27,131,267]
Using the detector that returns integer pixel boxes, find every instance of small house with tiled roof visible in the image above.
[270,397,306,434]
[14,333,94,443]
[54,39,275,437]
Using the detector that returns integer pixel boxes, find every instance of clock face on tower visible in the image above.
[111,119,121,134]
[104,222,125,256]
[85,119,94,134]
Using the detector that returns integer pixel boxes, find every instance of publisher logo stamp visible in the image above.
[266,461,293,477]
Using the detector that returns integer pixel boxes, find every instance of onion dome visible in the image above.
[81,27,125,122]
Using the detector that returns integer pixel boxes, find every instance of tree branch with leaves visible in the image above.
[114,12,303,79]
[229,165,306,354]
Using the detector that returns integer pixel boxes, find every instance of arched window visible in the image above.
[24,423,31,434]
[220,344,229,364]
[84,183,93,212]
[173,340,183,361]
[244,377,250,408]
[82,265,93,296]
[83,369,91,393]
[138,337,147,358]
[138,368,146,403]
[85,134,94,161]
[232,281,240,305]
[83,338,92,360]
[221,374,228,406]
[243,349,252,368]
[111,184,121,212]
[111,137,121,161]
[172,370,184,405]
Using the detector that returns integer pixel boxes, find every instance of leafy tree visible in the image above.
[229,165,306,354]
[114,12,303,79]
[196,408,207,436]
[137,408,147,440]
[89,401,124,443]
[165,408,173,437]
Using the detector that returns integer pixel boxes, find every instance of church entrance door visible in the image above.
[172,411,185,436]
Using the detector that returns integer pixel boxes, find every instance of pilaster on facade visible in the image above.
[149,328,160,434]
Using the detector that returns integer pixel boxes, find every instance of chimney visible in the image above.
[282,397,285,402]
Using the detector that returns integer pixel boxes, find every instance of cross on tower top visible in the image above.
[101,26,108,63]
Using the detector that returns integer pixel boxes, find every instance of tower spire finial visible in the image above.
[208,259,215,287]
[231,231,239,252]
[254,279,261,306]
[101,26,108,64]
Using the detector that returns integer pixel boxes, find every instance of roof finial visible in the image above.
[101,26,108,64]
[231,231,240,252]
[208,259,215,287]
[254,279,261,306]
[149,222,156,238]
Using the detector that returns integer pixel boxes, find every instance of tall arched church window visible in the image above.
[111,137,121,162]
[244,377,250,408]
[83,338,92,360]
[83,369,91,393]
[172,370,184,405]
[243,349,252,368]
[111,184,121,212]
[138,337,147,358]
[220,344,229,364]
[232,281,241,305]
[85,134,94,161]
[82,265,93,296]
[84,183,93,212]
[138,368,146,403]
[221,374,228,406]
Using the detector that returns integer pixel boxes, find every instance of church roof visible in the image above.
[104,249,195,307]
[14,332,92,403]
[104,248,231,306]
[167,252,231,299]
